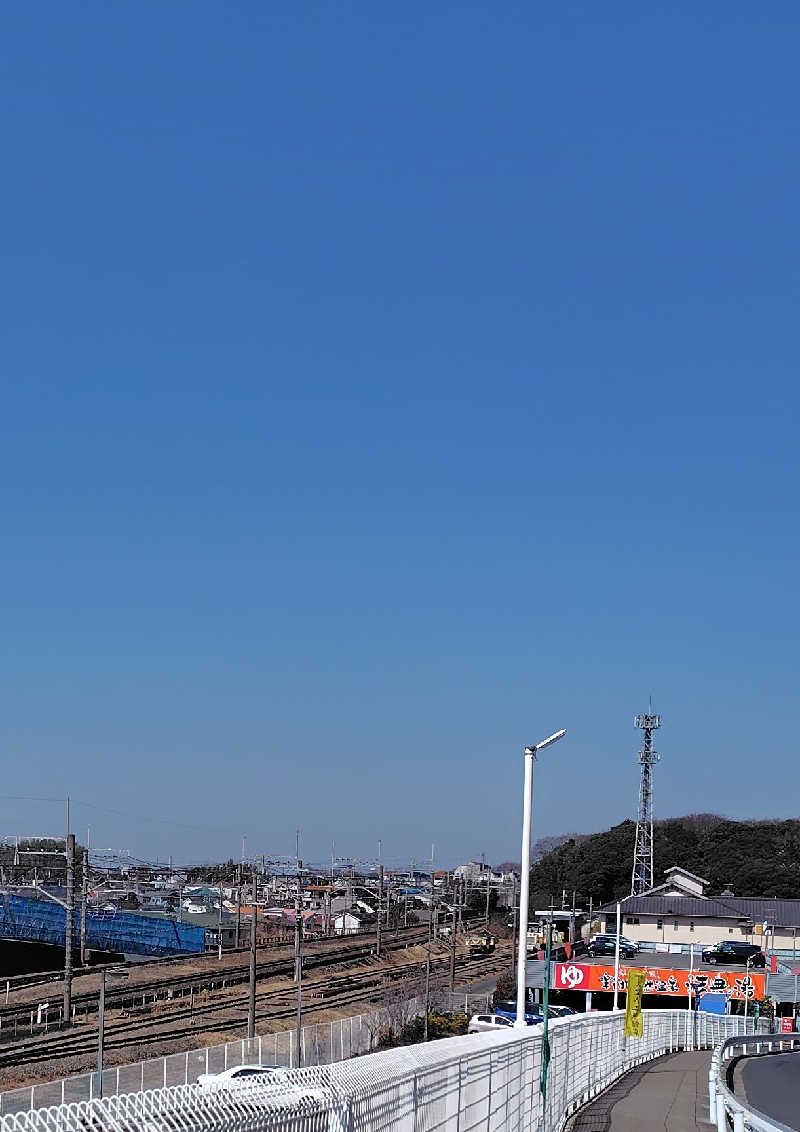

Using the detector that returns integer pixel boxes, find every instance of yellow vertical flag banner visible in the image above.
[624,969,646,1038]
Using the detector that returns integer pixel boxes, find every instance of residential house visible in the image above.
[600,866,800,953]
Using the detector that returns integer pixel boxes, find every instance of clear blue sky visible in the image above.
[2,3,798,869]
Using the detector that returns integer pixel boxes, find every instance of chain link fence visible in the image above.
[0,988,491,1115]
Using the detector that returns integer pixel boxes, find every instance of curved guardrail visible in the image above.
[709,1031,800,1132]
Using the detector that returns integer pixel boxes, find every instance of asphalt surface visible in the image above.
[565,1051,712,1131]
[738,1051,800,1130]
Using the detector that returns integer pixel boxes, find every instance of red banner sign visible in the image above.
[554,962,765,1001]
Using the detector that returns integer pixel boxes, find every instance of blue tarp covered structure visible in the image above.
[698,994,728,1015]
[0,893,205,956]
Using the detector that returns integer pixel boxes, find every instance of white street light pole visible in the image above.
[744,955,755,1027]
[613,902,621,1011]
[514,729,566,1029]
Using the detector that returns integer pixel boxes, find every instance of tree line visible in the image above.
[528,814,800,906]
[0,838,87,885]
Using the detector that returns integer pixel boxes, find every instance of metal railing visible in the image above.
[709,1031,800,1132]
[0,1008,762,1132]
[0,989,491,1115]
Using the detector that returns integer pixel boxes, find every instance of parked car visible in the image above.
[547,1005,576,1017]
[492,999,544,1025]
[701,942,766,967]
[467,1013,515,1033]
[196,1064,325,1104]
[587,934,637,959]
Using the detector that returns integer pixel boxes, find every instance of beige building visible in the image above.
[599,866,800,953]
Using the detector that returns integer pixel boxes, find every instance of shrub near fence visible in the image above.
[0,989,491,1115]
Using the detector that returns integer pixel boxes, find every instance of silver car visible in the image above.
[196,1064,326,1105]
[468,1013,515,1034]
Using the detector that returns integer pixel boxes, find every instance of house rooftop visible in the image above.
[663,866,709,885]
[598,893,800,927]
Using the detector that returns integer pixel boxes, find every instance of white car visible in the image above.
[196,1064,325,1104]
[467,1013,515,1034]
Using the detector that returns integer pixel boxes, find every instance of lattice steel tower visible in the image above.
[631,708,661,896]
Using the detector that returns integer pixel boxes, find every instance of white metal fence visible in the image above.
[710,1030,799,1131]
[0,1009,764,1132]
[0,990,491,1116]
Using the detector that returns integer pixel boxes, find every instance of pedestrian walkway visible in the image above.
[566,1051,714,1131]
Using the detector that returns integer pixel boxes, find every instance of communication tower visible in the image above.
[631,708,661,896]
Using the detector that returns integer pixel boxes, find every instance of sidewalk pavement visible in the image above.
[565,1051,714,1131]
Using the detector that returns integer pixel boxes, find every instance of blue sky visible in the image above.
[1,3,798,868]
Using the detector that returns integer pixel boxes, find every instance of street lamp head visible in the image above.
[525,729,567,756]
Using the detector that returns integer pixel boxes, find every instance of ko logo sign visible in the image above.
[559,964,585,989]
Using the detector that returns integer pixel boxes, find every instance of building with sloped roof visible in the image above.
[599,866,800,955]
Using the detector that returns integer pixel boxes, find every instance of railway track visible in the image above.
[0,921,460,1025]
[0,921,430,997]
[0,944,510,1073]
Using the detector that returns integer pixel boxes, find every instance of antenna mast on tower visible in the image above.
[631,708,661,896]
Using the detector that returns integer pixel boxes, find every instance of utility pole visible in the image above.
[63,833,75,1026]
[295,830,303,964]
[80,847,88,966]
[217,881,223,961]
[540,907,554,1100]
[97,968,105,1095]
[294,859,303,1068]
[247,864,257,1039]
[449,904,457,993]
[423,911,432,1042]
[485,866,491,929]
[431,844,437,941]
[376,863,383,957]
[235,871,241,950]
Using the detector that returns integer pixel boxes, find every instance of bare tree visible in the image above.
[379,971,425,1042]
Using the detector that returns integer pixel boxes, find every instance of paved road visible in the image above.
[565,1051,712,1131]
[738,1051,800,1129]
